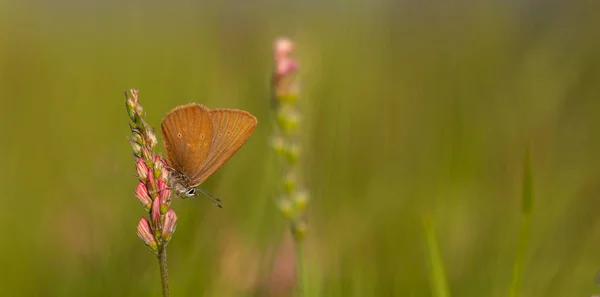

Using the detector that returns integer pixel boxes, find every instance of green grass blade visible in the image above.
[423,217,451,297]
[508,144,534,297]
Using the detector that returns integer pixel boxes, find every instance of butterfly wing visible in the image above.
[188,108,258,185]
[161,104,213,185]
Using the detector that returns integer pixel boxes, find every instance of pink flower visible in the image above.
[146,166,156,193]
[137,217,157,251]
[162,209,178,243]
[136,158,148,181]
[135,182,152,210]
[151,195,162,235]
[157,180,171,213]
[154,155,170,180]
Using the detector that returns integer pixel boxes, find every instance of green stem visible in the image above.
[158,246,170,297]
[295,237,308,297]
[508,215,531,297]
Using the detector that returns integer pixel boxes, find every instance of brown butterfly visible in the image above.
[161,103,257,207]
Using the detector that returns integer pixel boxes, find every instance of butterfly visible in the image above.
[161,103,257,207]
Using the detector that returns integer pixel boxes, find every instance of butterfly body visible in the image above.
[161,103,257,202]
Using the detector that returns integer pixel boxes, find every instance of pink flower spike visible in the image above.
[162,209,178,243]
[137,217,158,251]
[151,195,162,235]
[274,37,295,60]
[276,57,299,78]
[135,182,152,211]
[136,158,148,181]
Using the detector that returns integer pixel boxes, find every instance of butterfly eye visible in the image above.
[185,188,196,197]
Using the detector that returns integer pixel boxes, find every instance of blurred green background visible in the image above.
[2,0,600,296]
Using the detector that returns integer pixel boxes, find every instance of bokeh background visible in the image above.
[2,0,600,296]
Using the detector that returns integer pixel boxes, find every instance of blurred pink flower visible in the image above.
[274,37,295,60]
[276,57,299,79]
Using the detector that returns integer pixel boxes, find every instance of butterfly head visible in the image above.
[168,170,197,198]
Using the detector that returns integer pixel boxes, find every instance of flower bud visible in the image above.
[161,167,169,181]
[276,105,300,135]
[151,195,162,239]
[292,221,307,239]
[130,140,143,157]
[162,209,178,243]
[135,182,152,211]
[146,166,157,194]
[126,98,137,120]
[141,147,153,162]
[278,198,294,219]
[131,131,144,145]
[146,129,158,149]
[136,158,148,181]
[128,89,139,103]
[283,171,296,194]
[154,156,170,179]
[137,217,158,251]
[153,156,164,179]
[271,136,286,156]
[157,180,171,214]
[284,144,300,164]
[293,190,309,212]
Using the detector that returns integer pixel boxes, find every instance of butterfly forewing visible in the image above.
[161,104,213,182]
[189,109,258,185]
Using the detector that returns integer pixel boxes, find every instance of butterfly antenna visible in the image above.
[197,188,223,208]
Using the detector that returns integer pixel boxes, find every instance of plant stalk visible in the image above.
[158,246,170,297]
[295,237,308,297]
